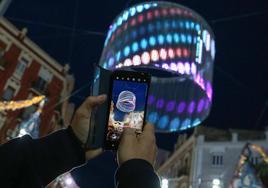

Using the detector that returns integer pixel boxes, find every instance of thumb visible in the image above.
[83,94,107,111]
[120,128,136,144]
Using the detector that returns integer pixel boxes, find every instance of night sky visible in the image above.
[4,0,268,187]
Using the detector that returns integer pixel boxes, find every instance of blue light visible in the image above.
[117,17,123,27]
[156,21,162,30]
[116,51,121,61]
[193,37,197,44]
[148,23,154,32]
[171,20,177,28]
[103,62,107,69]
[157,115,169,129]
[164,21,170,29]
[187,35,192,43]
[123,11,129,21]
[144,4,150,9]
[179,21,184,28]
[137,5,143,13]
[158,35,165,44]
[180,118,191,130]
[132,42,139,52]
[169,118,180,131]
[148,112,158,124]
[124,46,130,57]
[139,27,145,35]
[191,22,195,29]
[193,118,201,127]
[195,24,201,31]
[185,21,190,29]
[149,36,156,46]
[124,34,129,43]
[130,7,136,16]
[181,34,186,43]
[173,33,179,43]
[131,31,137,39]
[108,57,114,67]
[166,34,172,43]
[140,38,148,49]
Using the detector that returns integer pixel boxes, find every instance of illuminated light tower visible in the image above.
[97,1,215,132]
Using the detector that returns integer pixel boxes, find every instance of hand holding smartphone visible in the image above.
[104,70,151,150]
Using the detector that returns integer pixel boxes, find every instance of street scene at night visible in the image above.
[0,0,268,187]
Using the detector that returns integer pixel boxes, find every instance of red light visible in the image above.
[160,48,167,60]
[111,34,115,42]
[154,9,160,17]
[138,15,144,23]
[116,28,121,36]
[123,23,128,31]
[170,8,176,15]
[141,52,150,64]
[176,8,182,15]
[151,50,159,62]
[168,48,175,59]
[133,55,141,66]
[176,48,182,57]
[161,8,168,16]
[147,12,153,20]
[130,18,136,26]
[183,48,189,57]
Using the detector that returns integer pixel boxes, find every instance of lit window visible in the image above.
[14,58,28,79]
[212,154,223,166]
[2,86,15,101]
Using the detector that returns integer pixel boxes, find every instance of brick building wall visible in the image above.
[0,17,74,143]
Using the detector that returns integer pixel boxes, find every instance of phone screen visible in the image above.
[106,74,150,149]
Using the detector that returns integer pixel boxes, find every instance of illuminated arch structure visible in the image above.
[97,1,215,132]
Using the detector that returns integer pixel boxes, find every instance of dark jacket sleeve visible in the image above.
[0,126,86,188]
[115,159,161,188]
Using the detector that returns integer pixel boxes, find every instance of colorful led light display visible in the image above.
[98,1,215,132]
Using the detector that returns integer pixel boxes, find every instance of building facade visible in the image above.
[0,17,74,143]
[157,126,268,188]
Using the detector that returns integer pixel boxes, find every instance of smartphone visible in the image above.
[104,70,151,150]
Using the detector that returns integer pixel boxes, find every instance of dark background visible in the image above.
[4,0,268,187]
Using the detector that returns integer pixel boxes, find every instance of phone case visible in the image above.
[85,66,112,149]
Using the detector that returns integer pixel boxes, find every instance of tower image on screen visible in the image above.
[107,80,147,142]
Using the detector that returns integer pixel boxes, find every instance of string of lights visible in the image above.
[0,95,45,111]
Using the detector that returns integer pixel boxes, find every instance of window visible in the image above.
[14,58,28,78]
[212,154,223,166]
[2,86,15,101]
[33,77,48,93]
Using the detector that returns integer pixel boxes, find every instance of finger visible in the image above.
[120,128,136,143]
[82,94,107,111]
[139,123,156,143]
[142,122,155,136]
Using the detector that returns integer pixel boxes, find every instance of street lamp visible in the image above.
[212,178,221,188]
[161,178,169,188]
